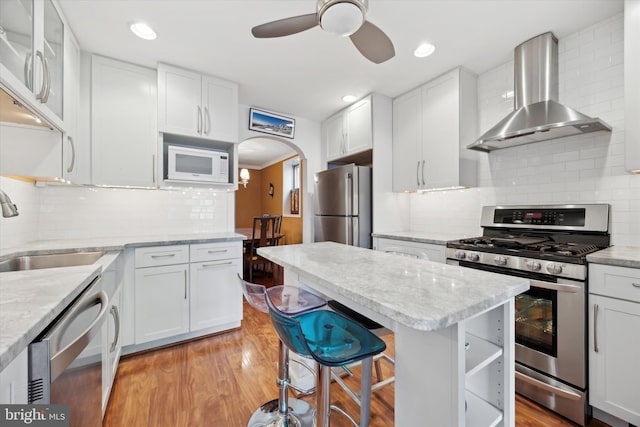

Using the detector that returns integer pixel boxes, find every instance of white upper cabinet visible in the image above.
[625,0,640,173]
[158,63,238,143]
[91,55,157,187]
[393,67,477,192]
[62,28,88,183]
[323,95,373,162]
[0,0,65,131]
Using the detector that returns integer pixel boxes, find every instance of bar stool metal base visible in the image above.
[248,397,315,427]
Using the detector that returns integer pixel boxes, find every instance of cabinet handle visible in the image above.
[152,154,156,184]
[66,136,76,173]
[207,249,228,254]
[421,160,426,186]
[197,106,202,134]
[41,57,51,103]
[151,253,176,259]
[204,107,211,135]
[633,282,640,288]
[184,270,188,299]
[110,305,120,352]
[593,303,599,353]
[416,161,421,186]
[24,52,32,91]
[202,261,233,268]
[35,51,47,100]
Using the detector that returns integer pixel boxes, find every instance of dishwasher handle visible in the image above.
[47,278,108,381]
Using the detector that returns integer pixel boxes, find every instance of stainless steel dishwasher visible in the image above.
[28,273,108,427]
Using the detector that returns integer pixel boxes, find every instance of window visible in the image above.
[283,157,301,216]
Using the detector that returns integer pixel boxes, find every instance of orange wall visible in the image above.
[235,168,263,228]
[235,158,303,244]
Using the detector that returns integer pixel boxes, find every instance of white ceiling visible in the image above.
[58,0,623,166]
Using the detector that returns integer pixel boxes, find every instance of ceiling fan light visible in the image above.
[320,2,364,36]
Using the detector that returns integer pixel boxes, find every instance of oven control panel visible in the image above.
[493,208,586,226]
[445,248,586,281]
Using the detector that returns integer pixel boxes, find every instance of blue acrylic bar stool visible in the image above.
[265,288,387,427]
[238,274,326,427]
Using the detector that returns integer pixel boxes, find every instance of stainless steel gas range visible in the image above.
[446,204,610,426]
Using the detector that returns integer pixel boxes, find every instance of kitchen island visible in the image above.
[258,241,530,427]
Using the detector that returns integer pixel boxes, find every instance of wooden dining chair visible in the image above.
[245,216,278,282]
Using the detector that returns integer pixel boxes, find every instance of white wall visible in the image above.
[238,104,322,243]
[409,13,640,246]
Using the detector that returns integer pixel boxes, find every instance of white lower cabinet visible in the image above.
[0,348,28,404]
[134,262,190,344]
[373,237,446,263]
[189,243,242,332]
[132,242,242,347]
[103,285,123,413]
[589,264,640,425]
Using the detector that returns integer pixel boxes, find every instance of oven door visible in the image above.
[515,278,585,388]
[446,259,586,387]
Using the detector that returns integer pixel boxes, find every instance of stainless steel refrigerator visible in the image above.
[314,163,372,248]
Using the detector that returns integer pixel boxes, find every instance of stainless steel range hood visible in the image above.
[468,32,611,152]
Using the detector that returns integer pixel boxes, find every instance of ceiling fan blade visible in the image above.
[349,20,395,64]
[251,13,318,38]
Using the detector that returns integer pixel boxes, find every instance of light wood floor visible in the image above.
[104,276,609,427]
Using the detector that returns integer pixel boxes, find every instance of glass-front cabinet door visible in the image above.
[41,0,63,118]
[0,0,64,123]
[0,0,34,90]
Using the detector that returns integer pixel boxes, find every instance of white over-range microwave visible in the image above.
[167,145,229,183]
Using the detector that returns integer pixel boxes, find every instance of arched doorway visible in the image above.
[235,136,308,245]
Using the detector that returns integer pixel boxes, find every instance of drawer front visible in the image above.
[190,241,242,263]
[590,264,640,303]
[135,245,189,268]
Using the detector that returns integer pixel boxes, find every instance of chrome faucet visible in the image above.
[0,188,19,217]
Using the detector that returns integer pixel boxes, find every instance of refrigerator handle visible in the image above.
[345,172,353,216]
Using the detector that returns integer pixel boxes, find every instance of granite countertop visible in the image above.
[0,232,245,372]
[372,230,476,245]
[258,242,529,331]
[587,246,640,268]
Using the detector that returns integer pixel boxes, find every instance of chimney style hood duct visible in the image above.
[468,32,611,152]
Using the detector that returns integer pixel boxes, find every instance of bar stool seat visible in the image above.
[265,289,387,427]
[238,274,326,427]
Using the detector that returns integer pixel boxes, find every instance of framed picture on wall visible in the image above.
[249,108,295,139]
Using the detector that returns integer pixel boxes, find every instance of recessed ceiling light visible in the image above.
[342,95,357,102]
[130,22,157,40]
[414,42,436,58]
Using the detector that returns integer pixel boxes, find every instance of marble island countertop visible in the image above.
[0,232,245,372]
[258,241,530,331]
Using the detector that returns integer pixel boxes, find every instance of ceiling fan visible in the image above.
[251,0,395,64]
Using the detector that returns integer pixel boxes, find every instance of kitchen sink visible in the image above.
[0,251,105,273]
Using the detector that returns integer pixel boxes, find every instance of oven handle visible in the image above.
[530,279,581,293]
[515,371,582,401]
